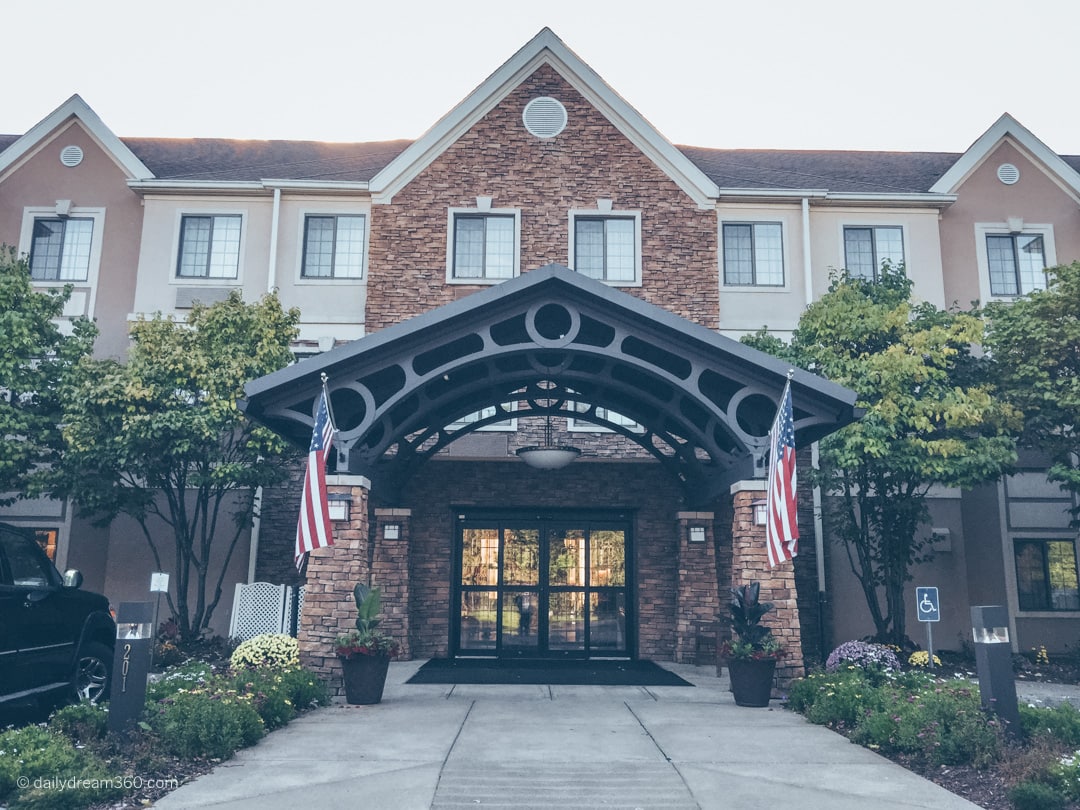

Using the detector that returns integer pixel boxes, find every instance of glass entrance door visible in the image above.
[454,513,631,658]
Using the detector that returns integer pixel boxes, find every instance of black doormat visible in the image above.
[406,658,693,686]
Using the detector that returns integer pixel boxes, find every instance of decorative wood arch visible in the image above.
[241,265,857,506]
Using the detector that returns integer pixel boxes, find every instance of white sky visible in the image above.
[4,0,1078,155]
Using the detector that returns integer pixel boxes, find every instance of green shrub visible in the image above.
[1020,702,1080,746]
[48,702,108,745]
[227,669,296,731]
[230,633,299,671]
[278,667,330,710]
[148,690,264,759]
[0,725,121,810]
[1050,748,1080,800]
[1009,780,1067,810]
[145,660,217,702]
[786,669,886,728]
[852,683,1003,768]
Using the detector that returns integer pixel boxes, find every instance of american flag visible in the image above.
[766,380,799,567]
[295,389,335,569]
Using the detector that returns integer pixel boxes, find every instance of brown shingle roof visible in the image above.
[2,129,1077,193]
[122,137,411,182]
[677,146,960,194]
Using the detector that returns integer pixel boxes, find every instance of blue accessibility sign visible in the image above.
[915,587,940,623]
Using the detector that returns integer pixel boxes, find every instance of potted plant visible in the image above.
[335,583,399,705]
[719,582,784,707]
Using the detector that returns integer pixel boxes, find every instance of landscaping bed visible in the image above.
[0,634,329,810]
[788,643,1080,810]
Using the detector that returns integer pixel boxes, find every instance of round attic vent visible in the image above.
[60,145,84,167]
[997,163,1020,185]
[522,97,567,139]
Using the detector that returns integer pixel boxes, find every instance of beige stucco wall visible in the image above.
[940,140,1080,308]
[133,194,274,317]
[0,119,144,360]
[808,206,946,307]
[273,194,369,344]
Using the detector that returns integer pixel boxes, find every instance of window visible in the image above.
[301,215,366,278]
[177,215,242,278]
[722,223,784,286]
[573,216,637,282]
[451,214,516,280]
[844,226,904,280]
[1015,540,1080,611]
[449,402,517,432]
[987,233,1047,296]
[29,218,94,281]
[568,402,643,432]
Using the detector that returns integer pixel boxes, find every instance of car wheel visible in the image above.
[73,641,112,703]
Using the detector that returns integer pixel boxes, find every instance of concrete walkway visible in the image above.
[152,661,989,810]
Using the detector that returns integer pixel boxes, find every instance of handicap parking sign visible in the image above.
[916,587,940,622]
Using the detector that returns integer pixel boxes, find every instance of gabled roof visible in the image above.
[367,28,721,208]
[0,94,153,180]
[242,264,858,505]
[929,113,1080,198]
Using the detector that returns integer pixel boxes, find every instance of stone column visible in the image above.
[674,511,720,664]
[730,481,805,688]
[371,508,412,660]
[297,475,370,697]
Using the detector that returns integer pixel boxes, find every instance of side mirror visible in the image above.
[62,569,84,589]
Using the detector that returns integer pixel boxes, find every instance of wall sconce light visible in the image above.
[688,526,706,543]
[384,524,401,540]
[326,495,350,522]
[752,499,768,527]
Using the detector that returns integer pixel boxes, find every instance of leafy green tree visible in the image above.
[984,262,1080,510]
[45,291,300,638]
[744,266,1019,645]
[0,246,96,504]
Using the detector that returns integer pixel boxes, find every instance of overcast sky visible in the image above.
[4,0,1077,155]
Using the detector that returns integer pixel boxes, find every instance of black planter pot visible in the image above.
[726,657,777,707]
[340,653,391,705]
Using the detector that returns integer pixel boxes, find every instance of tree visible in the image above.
[46,291,301,638]
[0,246,96,504]
[984,262,1080,508]
[744,265,1019,646]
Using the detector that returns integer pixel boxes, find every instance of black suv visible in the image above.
[0,522,115,705]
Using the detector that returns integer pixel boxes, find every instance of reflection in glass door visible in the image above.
[454,513,631,658]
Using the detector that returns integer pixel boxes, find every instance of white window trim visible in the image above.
[839,222,907,278]
[974,222,1056,303]
[18,206,106,321]
[445,207,521,285]
[447,401,518,432]
[170,209,247,285]
[567,208,643,287]
[719,218,790,292]
[294,209,369,285]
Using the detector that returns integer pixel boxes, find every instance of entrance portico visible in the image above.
[242,265,857,693]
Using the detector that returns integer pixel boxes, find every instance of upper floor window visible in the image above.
[1015,539,1080,611]
[722,222,784,286]
[302,215,366,279]
[177,214,242,279]
[572,215,639,283]
[844,226,904,280]
[987,233,1046,296]
[450,212,517,281]
[29,218,94,281]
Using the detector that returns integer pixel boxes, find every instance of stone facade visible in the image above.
[365,64,718,334]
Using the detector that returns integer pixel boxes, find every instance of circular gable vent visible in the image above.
[523,97,567,139]
[997,163,1020,185]
[59,145,84,167]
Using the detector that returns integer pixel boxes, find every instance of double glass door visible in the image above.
[453,513,631,658]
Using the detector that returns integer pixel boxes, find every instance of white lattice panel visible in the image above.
[229,582,288,640]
